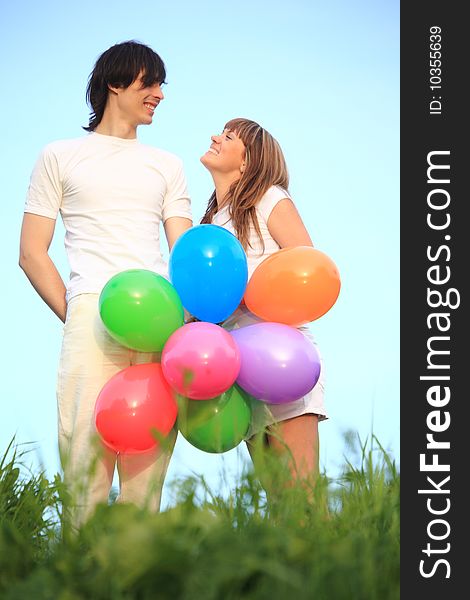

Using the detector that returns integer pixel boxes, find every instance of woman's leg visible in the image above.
[266,414,319,481]
[245,414,320,494]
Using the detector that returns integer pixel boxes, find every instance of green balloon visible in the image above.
[99,269,184,352]
[177,385,252,453]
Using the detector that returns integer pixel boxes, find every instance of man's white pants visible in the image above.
[57,293,176,526]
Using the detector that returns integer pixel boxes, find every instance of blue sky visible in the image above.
[0,0,399,505]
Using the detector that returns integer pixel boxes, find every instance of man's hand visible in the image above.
[19,213,67,322]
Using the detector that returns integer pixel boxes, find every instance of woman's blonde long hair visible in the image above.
[200,118,289,251]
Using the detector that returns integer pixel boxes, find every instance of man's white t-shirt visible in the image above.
[211,185,290,279]
[25,132,192,302]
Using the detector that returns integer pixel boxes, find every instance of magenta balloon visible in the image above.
[162,322,241,399]
[230,323,321,404]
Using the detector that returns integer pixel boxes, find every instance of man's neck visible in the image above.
[94,118,137,140]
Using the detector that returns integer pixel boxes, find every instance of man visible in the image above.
[19,40,192,525]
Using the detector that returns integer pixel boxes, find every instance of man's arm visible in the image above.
[163,216,192,251]
[19,213,67,322]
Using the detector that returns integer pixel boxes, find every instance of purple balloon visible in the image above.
[230,322,321,404]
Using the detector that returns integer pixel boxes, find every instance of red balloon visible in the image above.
[94,363,178,454]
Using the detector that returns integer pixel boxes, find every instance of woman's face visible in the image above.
[200,129,246,176]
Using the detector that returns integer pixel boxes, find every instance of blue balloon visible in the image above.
[169,224,248,323]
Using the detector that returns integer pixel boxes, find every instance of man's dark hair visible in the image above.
[83,40,166,132]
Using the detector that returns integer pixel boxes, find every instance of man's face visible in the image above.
[112,71,164,127]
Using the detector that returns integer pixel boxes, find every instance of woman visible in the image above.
[200,118,327,483]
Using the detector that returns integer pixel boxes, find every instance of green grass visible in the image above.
[0,435,399,599]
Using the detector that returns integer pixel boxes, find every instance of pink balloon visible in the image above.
[161,322,241,399]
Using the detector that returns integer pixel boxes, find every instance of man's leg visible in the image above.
[57,294,131,526]
[116,427,177,511]
[115,350,177,511]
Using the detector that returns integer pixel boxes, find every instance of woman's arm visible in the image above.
[267,198,313,248]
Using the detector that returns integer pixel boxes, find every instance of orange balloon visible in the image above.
[94,363,178,454]
[244,246,341,326]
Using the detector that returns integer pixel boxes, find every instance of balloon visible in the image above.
[230,322,321,404]
[99,269,184,352]
[177,385,252,453]
[169,224,248,323]
[161,322,240,399]
[94,363,178,454]
[244,246,341,326]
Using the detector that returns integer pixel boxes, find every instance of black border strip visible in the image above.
[401,2,465,596]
